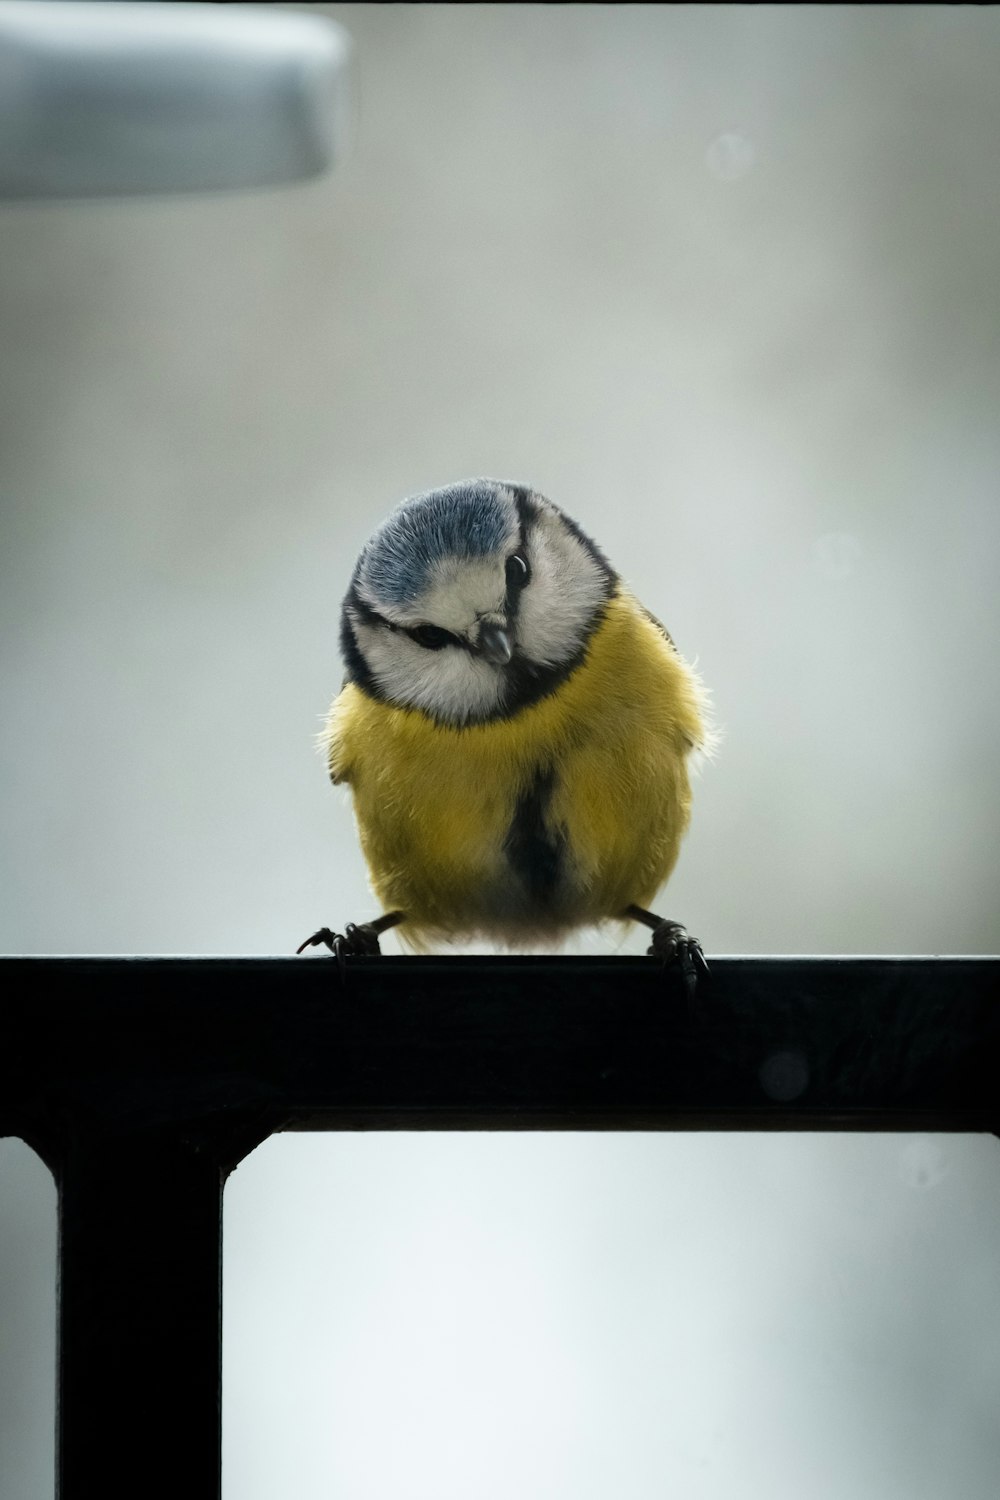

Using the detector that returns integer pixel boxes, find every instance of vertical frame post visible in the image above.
[56,1135,226,1500]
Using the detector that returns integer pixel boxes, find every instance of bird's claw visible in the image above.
[646,920,710,997]
[295,922,383,980]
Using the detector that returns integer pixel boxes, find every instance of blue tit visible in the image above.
[300,479,712,981]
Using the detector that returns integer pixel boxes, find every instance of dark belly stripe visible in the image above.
[504,767,564,906]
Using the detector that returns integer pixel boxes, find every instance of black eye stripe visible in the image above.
[349,592,396,631]
[407,623,460,650]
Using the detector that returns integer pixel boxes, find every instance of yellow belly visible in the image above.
[324,591,707,945]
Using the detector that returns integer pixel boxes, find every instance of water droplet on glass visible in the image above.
[899,1137,948,1190]
[758,1049,809,1102]
[812,532,862,580]
[705,131,756,181]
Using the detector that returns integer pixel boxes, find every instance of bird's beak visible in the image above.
[477,621,513,666]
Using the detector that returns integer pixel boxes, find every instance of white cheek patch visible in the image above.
[354,618,504,722]
[516,509,608,666]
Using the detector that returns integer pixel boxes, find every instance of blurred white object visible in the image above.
[0,1,351,198]
[705,129,755,182]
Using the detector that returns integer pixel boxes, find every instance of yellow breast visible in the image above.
[324,590,707,945]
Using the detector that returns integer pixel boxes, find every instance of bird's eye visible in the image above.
[505,552,530,591]
[408,623,457,651]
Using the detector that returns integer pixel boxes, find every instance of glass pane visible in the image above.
[224,1133,1000,1500]
[0,1138,57,1500]
[0,5,998,960]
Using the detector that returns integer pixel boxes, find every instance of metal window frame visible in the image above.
[3,954,998,1500]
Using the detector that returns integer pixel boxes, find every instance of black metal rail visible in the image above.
[2,955,998,1500]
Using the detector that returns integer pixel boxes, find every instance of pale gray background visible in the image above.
[1,6,999,1497]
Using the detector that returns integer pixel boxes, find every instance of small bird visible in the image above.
[299,479,712,985]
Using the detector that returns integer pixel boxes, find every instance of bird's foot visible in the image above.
[295,911,405,979]
[296,922,383,958]
[296,923,384,983]
[646,920,709,997]
[622,905,709,998]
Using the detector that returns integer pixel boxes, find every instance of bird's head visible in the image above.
[341,479,616,724]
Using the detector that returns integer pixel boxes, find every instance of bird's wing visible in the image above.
[640,604,676,651]
[324,681,353,785]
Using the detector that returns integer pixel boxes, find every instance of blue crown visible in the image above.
[358,480,517,606]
